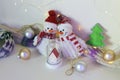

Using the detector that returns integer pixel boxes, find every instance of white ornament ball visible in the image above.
[74,61,87,72]
[25,28,34,39]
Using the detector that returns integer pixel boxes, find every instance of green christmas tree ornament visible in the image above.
[86,23,105,47]
[91,23,103,33]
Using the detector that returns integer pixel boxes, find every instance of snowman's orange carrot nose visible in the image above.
[57,31,63,35]
[56,31,63,37]
[49,30,54,33]
[59,31,63,34]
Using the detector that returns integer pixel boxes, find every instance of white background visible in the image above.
[0,0,120,80]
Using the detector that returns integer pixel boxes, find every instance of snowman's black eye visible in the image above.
[62,29,64,31]
[47,28,49,29]
[51,28,53,30]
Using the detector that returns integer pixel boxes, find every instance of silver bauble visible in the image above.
[25,28,34,39]
[74,61,87,72]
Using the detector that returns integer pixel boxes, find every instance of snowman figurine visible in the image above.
[57,22,88,59]
[33,10,58,57]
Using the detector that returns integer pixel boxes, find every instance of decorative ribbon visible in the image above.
[65,57,81,76]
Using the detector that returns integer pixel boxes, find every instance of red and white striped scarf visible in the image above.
[37,31,56,44]
[60,33,85,54]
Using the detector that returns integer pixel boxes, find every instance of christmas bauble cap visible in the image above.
[45,10,58,24]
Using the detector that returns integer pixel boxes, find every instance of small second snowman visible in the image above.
[58,22,88,59]
[33,10,58,57]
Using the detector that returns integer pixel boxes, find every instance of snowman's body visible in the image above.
[37,38,52,57]
[59,36,77,58]
[58,23,88,59]
[36,32,56,57]
[33,22,57,57]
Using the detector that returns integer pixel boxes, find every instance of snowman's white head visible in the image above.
[58,22,73,37]
[44,22,57,34]
[44,10,58,34]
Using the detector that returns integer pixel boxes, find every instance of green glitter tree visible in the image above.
[86,23,105,47]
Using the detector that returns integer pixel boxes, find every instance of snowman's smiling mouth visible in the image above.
[64,32,67,36]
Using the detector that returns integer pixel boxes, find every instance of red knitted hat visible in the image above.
[45,10,58,24]
[57,14,70,24]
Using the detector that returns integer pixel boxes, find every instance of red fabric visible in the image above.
[45,10,58,24]
[49,10,56,16]
[57,15,70,24]
[51,48,59,58]
[61,36,69,41]
[39,31,46,38]
[61,37,64,41]
[36,31,56,45]
[74,41,79,45]
[60,33,84,54]
[38,31,56,40]
[70,37,76,41]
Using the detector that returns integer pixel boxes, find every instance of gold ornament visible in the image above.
[92,46,98,49]
[84,49,89,55]
[18,48,31,60]
[103,49,116,63]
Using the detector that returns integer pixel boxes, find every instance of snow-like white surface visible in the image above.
[0,45,120,80]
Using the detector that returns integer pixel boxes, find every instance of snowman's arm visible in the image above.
[33,31,45,46]
[33,36,38,46]
[37,31,46,41]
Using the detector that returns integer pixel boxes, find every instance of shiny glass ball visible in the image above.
[103,50,115,63]
[18,48,31,60]
[74,61,87,72]
[24,28,34,39]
